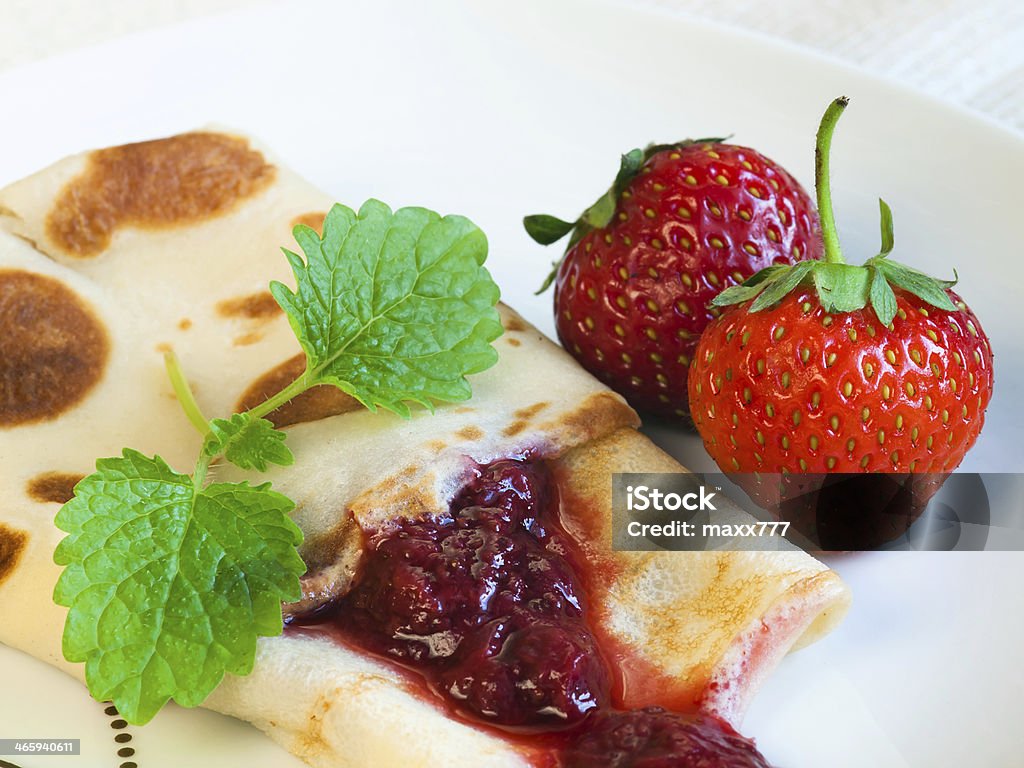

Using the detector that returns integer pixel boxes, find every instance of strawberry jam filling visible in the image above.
[566,707,772,768]
[290,459,771,766]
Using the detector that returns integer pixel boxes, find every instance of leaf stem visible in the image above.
[164,350,210,436]
[814,96,849,266]
[193,451,211,490]
[245,372,313,420]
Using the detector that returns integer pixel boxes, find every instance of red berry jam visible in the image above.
[565,708,772,768]
[290,459,772,765]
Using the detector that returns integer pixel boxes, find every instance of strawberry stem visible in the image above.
[715,97,959,324]
[815,96,850,266]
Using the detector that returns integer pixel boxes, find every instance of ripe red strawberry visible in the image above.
[688,98,994,547]
[525,139,821,420]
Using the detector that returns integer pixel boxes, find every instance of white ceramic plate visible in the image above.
[1,1,1022,766]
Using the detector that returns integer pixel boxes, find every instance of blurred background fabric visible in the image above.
[632,0,1023,132]
[0,0,1021,132]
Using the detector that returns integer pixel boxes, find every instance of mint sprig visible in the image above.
[53,451,304,724]
[271,201,503,417]
[204,414,293,472]
[712,98,957,325]
[53,200,502,724]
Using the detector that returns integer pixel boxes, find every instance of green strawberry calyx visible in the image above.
[524,137,726,294]
[712,97,957,326]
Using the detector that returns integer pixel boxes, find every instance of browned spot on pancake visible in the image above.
[538,391,639,443]
[503,420,529,437]
[290,513,365,617]
[506,337,522,347]
[291,211,327,235]
[550,427,652,574]
[216,291,282,320]
[500,401,550,437]
[293,675,394,757]
[456,425,484,441]
[454,406,475,414]
[0,270,109,427]
[46,132,276,258]
[233,330,264,347]
[178,318,192,331]
[515,402,549,420]
[27,471,84,504]
[296,514,364,581]
[504,314,527,332]
[237,353,360,427]
[427,440,447,453]
[296,691,333,757]
[350,470,441,531]
[0,523,28,585]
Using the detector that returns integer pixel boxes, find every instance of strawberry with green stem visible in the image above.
[525,138,821,420]
[687,97,994,545]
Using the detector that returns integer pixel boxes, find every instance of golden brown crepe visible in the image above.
[0,131,849,767]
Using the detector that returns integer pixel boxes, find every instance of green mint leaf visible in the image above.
[523,214,575,245]
[53,450,304,724]
[54,198,505,724]
[270,200,503,417]
[869,265,898,325]
[204,413,294,472]
[877,198,894,258]
[749,260,815,312]
[877,260,958,311]
[812,262,871,313]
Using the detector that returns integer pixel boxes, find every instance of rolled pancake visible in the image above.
[0,131,849,767]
